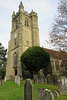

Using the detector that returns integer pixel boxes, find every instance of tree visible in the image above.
[0,42,7,68]
[21,46,50,75]
[49,0,67,51]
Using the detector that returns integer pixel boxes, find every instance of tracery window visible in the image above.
[27,21,29,27]
[25,20,29,27]
[14,53,17,67]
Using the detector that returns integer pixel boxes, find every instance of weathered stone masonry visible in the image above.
[6,2,40,80]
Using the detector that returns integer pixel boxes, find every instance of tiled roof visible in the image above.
[44,48,67,67]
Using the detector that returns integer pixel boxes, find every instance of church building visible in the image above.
[6,2,40,80]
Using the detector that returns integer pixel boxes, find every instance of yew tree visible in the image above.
[21,46,50,75]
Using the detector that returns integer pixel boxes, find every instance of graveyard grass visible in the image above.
[0,81,67,100]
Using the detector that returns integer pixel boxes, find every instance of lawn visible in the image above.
[0,81,67,100]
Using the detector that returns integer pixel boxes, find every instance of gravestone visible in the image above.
[52,73,58,85]
[33,74,38,84]
[37,88,54,100]
[15,75,20,86]
[4,76,6,82]
[59,77,67,95]
[52,90,59,98]
[47,74,52,84]
[24,79,34,100]
[39,73,45,84]
[0,80,3,86]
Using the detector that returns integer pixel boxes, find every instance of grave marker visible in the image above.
[24,79,34,100]
[37,88,54,100]
[15,75,20,86]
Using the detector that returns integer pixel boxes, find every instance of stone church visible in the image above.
[6,2,40,80]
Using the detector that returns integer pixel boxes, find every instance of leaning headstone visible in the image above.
[33,74,38,84]
[52,90,59,98]
[15,75,20,86]
[37,88,54,100]
[24,79,34,100]
[39,73,45,84]
[47,74,52,84]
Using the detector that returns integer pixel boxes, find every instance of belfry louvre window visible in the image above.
[27,21,29,27]
[25,20,29,27]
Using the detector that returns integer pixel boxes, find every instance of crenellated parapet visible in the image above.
[29,10,38,17]
[12,11,19,21]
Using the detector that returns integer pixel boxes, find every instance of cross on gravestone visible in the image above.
[37,88,54,100]
[24,79,34,100]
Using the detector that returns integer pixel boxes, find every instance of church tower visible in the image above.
[6,2,40,80]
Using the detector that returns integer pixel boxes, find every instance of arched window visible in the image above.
[14,53,17,67]
[25,20,29,27]
[27,21,29,27]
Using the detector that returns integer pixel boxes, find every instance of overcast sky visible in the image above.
[0,0,59,49]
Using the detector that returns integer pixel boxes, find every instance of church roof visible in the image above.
[44,48,67,67]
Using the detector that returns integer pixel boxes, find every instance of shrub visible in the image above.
[0,66,6,79]
[21,46,50,75]
[22,70,32,80]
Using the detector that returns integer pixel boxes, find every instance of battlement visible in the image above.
[29,10,37,17]
[12,2,37,21]
[12,11,19,21]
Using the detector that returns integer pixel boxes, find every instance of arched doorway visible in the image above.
[13,52,18,76]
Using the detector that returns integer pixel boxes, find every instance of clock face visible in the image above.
[14,34,17,39]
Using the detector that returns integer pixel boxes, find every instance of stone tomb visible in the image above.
[15,75,20,86]
[37,88,54,100]
[24,79,34,100]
